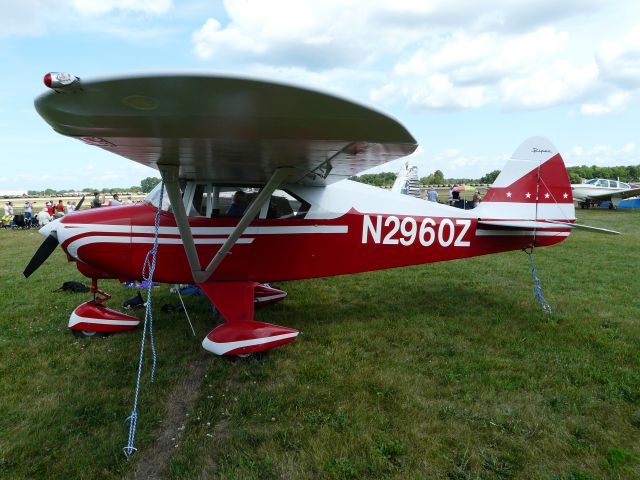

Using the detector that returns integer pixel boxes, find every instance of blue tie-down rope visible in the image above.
[527,250,552,315]
[123,182,164,457]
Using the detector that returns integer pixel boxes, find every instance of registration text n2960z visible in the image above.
[362,215,472,247]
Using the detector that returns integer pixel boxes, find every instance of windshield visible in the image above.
[144,182,171,211]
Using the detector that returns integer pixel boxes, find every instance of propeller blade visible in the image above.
[75,194,86,211]
[23,234,59,278]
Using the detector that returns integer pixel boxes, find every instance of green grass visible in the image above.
[1,209,640,479]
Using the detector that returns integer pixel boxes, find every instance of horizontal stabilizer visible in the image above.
[479,219,619,235]
[544,219,620,235]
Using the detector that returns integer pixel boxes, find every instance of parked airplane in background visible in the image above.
[391,162,421,198]
[571,178,640,209]
[25,72,617,357]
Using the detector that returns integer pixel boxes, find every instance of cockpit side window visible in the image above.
[151,181,313,220]
[257,190,311,219]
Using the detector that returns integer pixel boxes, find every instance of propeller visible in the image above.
[75,194,86,211]
[23,233,59,278]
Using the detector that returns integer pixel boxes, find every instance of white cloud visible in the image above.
[408,74,491,110]
[192,17,266,60]
[384,26,580,110]
[596,26,640,89]
[192,0,386,68]
[189,1,640,114]
[500,59,599,110]
[581,92,630,115]
[567,143,638,167]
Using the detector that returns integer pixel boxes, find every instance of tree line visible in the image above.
[566,165,640,184]
[27,177,162,196]
[351,165,639,187]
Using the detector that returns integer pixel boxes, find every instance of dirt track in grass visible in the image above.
[130,352,210,480]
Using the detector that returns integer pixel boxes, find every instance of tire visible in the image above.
[72,329,109,339]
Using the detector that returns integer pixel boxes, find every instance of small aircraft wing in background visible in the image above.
[583,188,640,201]
[35,73,417,186]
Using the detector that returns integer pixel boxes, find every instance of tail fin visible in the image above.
[475,137,575,222]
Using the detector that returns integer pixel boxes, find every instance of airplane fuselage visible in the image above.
[51,180,569,284]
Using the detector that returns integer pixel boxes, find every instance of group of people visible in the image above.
[2,192,136,228]
[424,186,483,208]
[90,192,134,208]
[38,200,77,224]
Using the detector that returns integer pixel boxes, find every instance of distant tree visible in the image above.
[432,170,445,184]
[140,177,162,193]
[566,165,640,183]
[421,169,446,185]
[479,170,501,184]
[568,172,582,184]
[350,172,397,187]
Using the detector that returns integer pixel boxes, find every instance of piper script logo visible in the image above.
[532,148,552,154]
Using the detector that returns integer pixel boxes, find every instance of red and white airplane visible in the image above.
[25,72,615,357]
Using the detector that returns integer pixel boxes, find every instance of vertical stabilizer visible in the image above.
[475,137,575,222]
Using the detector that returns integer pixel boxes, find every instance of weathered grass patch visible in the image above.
[1,209,639,479]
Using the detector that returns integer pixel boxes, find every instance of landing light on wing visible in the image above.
[43,72,80,92]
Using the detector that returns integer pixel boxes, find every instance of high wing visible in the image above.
[35,73,417,186]
[584,187,640,201]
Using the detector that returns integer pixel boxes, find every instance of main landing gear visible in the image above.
[68,278,141,339]
[199,282,299,356]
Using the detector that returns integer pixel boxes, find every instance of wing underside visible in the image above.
[35,74,417,186]
[586,187,640,201]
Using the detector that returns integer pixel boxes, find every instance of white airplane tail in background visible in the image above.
[475,137,576,223]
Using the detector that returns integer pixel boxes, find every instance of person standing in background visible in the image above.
[473,190,482,208]
[91,192,103,208]
[427,187,439,202]
[24,201,32,223]
[110,193,122,206]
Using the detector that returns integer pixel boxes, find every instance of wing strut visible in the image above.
[159,165,203,277]
[158,165,293,283]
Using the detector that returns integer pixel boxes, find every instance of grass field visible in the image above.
[1,209,639,479]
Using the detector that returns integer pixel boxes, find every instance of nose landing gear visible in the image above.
[68,278,140,338]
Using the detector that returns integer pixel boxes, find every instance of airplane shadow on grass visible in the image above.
[260,271,540,334]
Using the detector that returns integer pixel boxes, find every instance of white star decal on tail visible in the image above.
[525,192,531,199]
[544,193,550,199]
[563,193,568,199]
[506,191,512,198]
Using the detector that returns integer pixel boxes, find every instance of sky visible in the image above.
[1,0,639,192]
